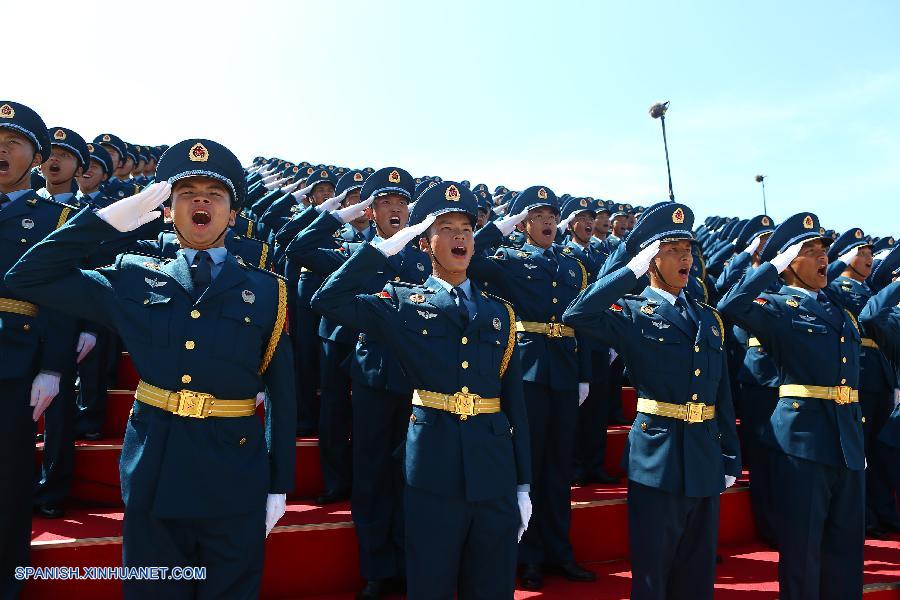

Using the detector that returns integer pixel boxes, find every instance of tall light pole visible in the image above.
[755,174,767,214]
[649,101,674,201]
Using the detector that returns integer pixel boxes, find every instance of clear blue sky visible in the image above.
[7,0,898,236]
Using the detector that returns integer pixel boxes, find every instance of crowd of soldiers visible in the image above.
[1,98,898,600]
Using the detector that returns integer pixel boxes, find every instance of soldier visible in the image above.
[311,181,532,599]
[7,139,297,599]
[563,203,741,600]
[0,100,78,596]
[93,134,141,200]
[468,186,596,590]
[718,212,865,600]
[825,228,899,537]
[285,167,430,599]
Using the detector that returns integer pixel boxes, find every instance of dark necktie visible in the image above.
[451,286,471,324]
[675,297,698,335]
[190,251,213,297]
[817,292,836,316]
[0,192,10,210]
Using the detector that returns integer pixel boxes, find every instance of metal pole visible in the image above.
[761,179,767,214]
[660,115,674,201]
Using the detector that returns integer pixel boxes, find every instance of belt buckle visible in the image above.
[452,391,477,420]
[174,390,212,418]
[684,402,704,423]
[834,386,852,405]
[547,323,563,338]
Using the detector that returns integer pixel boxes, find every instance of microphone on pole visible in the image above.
[755,174,767,214]
[649,101,674,201]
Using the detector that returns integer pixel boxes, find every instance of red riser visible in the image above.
[115,353,139,390]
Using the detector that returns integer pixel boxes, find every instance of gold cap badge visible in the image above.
[354,172,364,182]
[537,188,548,200]
[854,229,862,239]
[0,104,14,119]
[802,215,814,229]
[761,216,771,226]
[189,143,209,162]
[53,129,66,141]
[87,143,94,152]
[580,198,588,207]
[101,134,111,142]
[320,170,328,178]
[445,184,460,201]
[388,170,401,184]
[672,207,685,224]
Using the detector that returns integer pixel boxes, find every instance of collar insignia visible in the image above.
[410,293,426,304]
[242,290,256,304]
[641,304,656,315]
[786,298,799,308]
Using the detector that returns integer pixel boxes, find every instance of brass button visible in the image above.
[461,386,469,393]
[143,299,150,305]
[840,336,845,343]
[841,378,847,384]
[694,345,700,353]
[517,333,524,341]
[549,315,556,322]
[691,393,698,401]
[181,374,192,384]
[20,238,27,243]
[659,337,664,342]
[394,276,401,282]
[410,414,416,423]
[239,437,247,446]
[791,401,800,409]
[861,416,866,424]
[842,357,847,364]
[461,361,469,369]
[244,316,251,324]
[421,329,428,335]
[807,328,813,333]
[640,422,648,432]
[184,340,196,350]
[190,309,201,319]
[461,336,468,344]
[23,324,31,331]
[552,298,558,304]
[694,368,701,376]
[552,282,557,287]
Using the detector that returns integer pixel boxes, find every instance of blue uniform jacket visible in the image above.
[469,222,592,390]
[563,267,741,497]
[6,208,297,519]
[859,281,900,450]
[285,210,431,393]
[0,191,79,378]
[717,262,865,470]
[311,243,531,501]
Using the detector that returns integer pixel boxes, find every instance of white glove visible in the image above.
[770,240,805,274]
[838,246,859,266]
[495,210,529,237]
[578,382,590,406]
[375,215,435,257]
[76,332,97,364]
[626,240,661,278]
[493,202,509,216]
[30,372,60,422]
[97,181,170,232]
[743,235,762,256]
[517,490,533,542]
[316,191,346,214]
[608,348,618,365]
[558,212,577,233]
[265,493,287,537]
[255,391,267,408]
[280,181,301,194]
[724,475,737,489]
[406,200,417,214]
[292,182,316,203]
[333,197,373,224]
[874,248,891,261]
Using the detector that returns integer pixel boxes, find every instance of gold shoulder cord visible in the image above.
[696,276,709,303]
[246,219,254,238]
[259,278,287,374]
[55,207,71,229]
[259,243,269,269]
[844,309,860,334]
[709,305,725,345]
[575,258,588,290]
[499,302,517,379]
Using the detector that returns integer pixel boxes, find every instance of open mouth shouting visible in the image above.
[191,208,212,228]
[0,159,9,175]
[817,265,827,277]
[450,244,469,259]
[389,216,401,228]
[678,267,690,279]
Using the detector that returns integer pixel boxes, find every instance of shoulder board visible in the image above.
[562,247,573,254]
[39,196,78,211]
[481,290,514,309]
[699,301,726,344]
[696,301,720,316]
[388,280,421,289]
[242,260,286,281]
[116,252,171,270]
[623,294,646,300]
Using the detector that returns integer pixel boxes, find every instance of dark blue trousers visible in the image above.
[771,451,864,600]
[122,506,265,600]
[293,274,321,433]
[861,390,899,528]
[741,384,779,546]
[0,379,35,599]
[574,349,611,481]
[351,381,409,581]
[518,382,578,565]
[75,327,115,435]
[35,368,77,506]
[318,339,353,494]
[627,480,719,600]
[405,485,519,599]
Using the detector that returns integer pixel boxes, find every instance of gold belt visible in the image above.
[861,338,878,349]
[0,297,38,317]
[135,380,256,418]
[779,384,859,405]
[636,397,716,423]
[412,389,500,420]
[516,321,575,338]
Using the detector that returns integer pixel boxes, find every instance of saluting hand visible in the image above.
[743,235,762,257]
[333,196,373,224]
[375,215,436,257]
[316,191,346,214]
[770,240,805,274]
[97,181,170,232]
[838,246,859,266]
[495,209,529,237]
[626,240,661,278]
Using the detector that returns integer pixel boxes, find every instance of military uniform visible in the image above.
[718,212,865,600]
[468,186,595,585]
[311,182,531,599]
[0,102,80,595]
[7,139,297,599]
[564,202,741,600]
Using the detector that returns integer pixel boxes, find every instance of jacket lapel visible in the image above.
[199,254,248,304]
[160,254,196,299]
[424,277,464,328]
[781,286,840,332]
[643,287,695,341]
[0,193,38,226]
